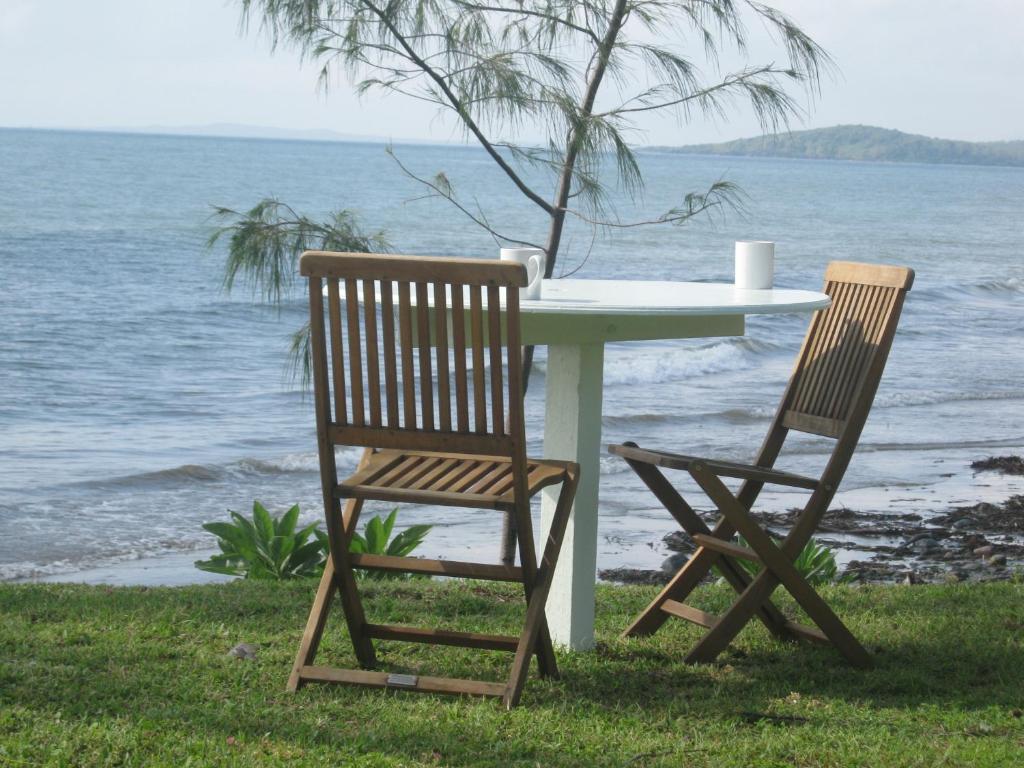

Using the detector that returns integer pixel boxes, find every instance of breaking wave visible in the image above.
[602,339,778,387]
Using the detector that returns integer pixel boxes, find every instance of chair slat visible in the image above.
[448,460,495,492]
[469,286,487,433]
[796,281,855,416]
[451,285,469,432]
[469,463,510,495]
[818,283,875,419]
[831,286,897,421]
[374,454,423,488]
[416,282,434,430]
[363,278,382,426]
[394,456,444,489]
[505,287,525,444]
[661,600,720,629]
[434,283,452,431]
[798,282,851,418]
[486,469,516,497]
[297,665,507,699]
[363,623,519,652]
[345,279,365,427]
[326,280,347,425]
[380,279,399,428]
[407,457,459,490]
[817,282,875,418]
[350,554,523,582]
[434,459,477,491]
[397,282,417,428]
[300,250,525,286]
[487,286,504,434]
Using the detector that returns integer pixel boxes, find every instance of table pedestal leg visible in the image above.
[540,342,604,650]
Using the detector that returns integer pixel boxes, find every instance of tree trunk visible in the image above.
[498,0,629,566]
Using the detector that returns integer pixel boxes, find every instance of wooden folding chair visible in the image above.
[609,261,914,667]
[288,251,578,709]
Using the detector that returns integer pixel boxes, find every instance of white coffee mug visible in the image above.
[735,240,775,290]
[499,247,546,300]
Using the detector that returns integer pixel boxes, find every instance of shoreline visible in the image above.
[16,455,1024,589]
[601,456,1024,586]
[29,550,234,588]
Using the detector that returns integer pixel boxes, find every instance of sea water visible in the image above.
[1,127,1022,581]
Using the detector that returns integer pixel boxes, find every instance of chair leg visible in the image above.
[511,492,559,680]
[290,472,376,689]
[323,497,377,669]
[624,545,720,637]
[288,556,339,691]
[620,455,793,641]
[685,568,781,664]
[688,463,871,667]
[504,470,578,709]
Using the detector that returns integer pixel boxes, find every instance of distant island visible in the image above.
[651,125,1024,167]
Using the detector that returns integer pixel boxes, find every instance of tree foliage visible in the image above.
[208,198,388,380]
[237,0,830,275]
[208,198,388,304]
[211,1,829,391]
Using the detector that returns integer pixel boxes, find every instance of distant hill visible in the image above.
[652,125,1024,167]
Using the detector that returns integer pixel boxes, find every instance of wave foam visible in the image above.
[0,540,215,582]
[914,276,1023,301]
[873,390,1024,409]
[603,341,761,387]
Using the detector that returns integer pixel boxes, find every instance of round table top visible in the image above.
[521,279,830,316]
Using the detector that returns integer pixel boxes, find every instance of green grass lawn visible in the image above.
[1,579,1022,767]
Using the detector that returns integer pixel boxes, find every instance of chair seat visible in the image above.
[337,450,570,511]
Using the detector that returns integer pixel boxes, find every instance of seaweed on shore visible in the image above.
[603,491,1024,586]
[971,455,1024,475]
[932,494,1024,534]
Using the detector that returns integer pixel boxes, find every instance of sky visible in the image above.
[1,0,1022,145]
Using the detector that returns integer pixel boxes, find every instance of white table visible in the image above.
[520,280,831,650]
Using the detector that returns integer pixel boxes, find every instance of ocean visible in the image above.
[1,127,1022,582]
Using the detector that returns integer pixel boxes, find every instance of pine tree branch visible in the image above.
[450,0,602,44]
[387,148,545,250]
[357,0,556,215]
[597,65,796,119]
[562,180,745,228]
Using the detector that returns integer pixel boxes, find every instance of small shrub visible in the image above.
[720,536,851,586]
[195,501,324,580]
[341,507,432,580]
[196,502,431,581]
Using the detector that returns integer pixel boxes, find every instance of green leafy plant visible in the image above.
[195,501,325,580]
[342,507,433,580]
[721,536,852,586]
[196,502,432,581]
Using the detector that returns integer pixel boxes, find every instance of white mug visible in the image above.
[735,240,775,289]
[499,247,546,300]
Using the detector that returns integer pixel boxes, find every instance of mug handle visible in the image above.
[526,253,542,292]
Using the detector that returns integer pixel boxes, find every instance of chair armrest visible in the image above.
[608,443,820,490]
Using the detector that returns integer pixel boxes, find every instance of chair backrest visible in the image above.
[764,261,914,492]
[780,261,914,440]
[300,251,529,461]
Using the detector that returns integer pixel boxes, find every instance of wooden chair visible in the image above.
[288,251,578,709]
[609,261,914,667]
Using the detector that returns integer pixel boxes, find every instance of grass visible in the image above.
[1,580,1023,767]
